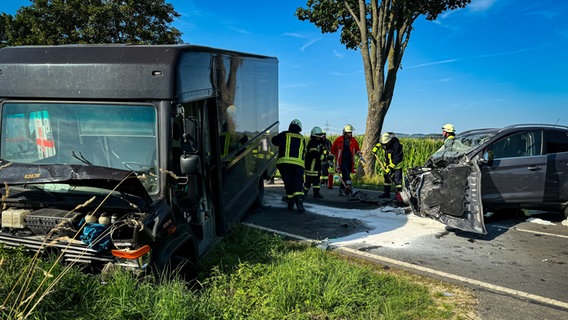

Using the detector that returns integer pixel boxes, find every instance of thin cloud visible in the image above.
[283,32,305,38]
[282,82,312,89]
[433,0,496,27]
[468,0,497,12]
[558,28,568,39]
[282,32,322,52]
[300,38,321,51]
[330,71,350,76]
[226,25,251,34]
[332,49,345,59]
[475,47,540,58]
[405,47,539,69]
[526,9,558,20]
[222,20,250,34]
[405,59,458,69]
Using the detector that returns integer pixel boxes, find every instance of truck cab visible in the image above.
[0,45,278,277]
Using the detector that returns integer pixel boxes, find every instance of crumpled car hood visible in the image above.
[0,160,151,201]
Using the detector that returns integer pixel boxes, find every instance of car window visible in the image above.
[544,129,568,154]
[489,131,541,159]
[430,131,495,161]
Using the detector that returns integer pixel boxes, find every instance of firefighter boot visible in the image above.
[295,195,305,213]
[313,188,324,199]
[380,185,391,198]
[287,197,294,211]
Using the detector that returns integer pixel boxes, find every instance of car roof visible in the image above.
[461,124,568,136]
[460,128,499,136]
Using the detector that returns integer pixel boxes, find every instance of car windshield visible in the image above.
[431,131,496,161]
[0,102,158,194]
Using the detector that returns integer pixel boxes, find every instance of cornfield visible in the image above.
[321,134,443,186]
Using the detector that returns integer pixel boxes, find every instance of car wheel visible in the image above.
[564,207,568,220]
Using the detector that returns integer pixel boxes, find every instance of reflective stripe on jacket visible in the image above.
[372,137,404,169]
[272,131,305,167]
[305,137,325,176]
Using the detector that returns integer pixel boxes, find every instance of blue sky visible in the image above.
[3,0,567,135]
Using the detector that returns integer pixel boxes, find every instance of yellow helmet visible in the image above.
[442,123,455,133]
[343,124,354,133]
[380,132,392,144]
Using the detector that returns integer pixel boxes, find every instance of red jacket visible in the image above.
[331,135,361,173]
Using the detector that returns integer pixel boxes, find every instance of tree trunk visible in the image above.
[361,96,389,176]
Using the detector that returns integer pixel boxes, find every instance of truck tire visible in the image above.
[170,254,199,283]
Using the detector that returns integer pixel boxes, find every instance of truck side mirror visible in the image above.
[180,154,200,175]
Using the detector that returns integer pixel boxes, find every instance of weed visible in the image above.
[0,226,476,320]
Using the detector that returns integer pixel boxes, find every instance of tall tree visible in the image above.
[296,0,470,176]
[1,0,181,47]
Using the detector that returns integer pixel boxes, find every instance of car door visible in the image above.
[403,159,486,235]
[480,130,546,205]
[542,129,568,203]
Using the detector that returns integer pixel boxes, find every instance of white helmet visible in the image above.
[311,126,323,136]
[343,124,354,133]
[442,123,455,133]
[380,132,393,144]
[290,119,302,130]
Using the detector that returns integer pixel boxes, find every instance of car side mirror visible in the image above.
[180,154,200,175]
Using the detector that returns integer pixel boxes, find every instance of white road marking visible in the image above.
[243,222,568,311]
[493,225,568,239]
[337,247,568,310]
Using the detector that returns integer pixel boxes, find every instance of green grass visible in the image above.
[1,225,476,319]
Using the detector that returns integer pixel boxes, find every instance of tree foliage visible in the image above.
[296,0,471,176]
[0,0,182,47]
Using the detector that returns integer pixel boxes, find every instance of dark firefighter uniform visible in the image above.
[272,119,306,212]
[320,132,333,188]
[304,127,327,199]
[372,132,404,201]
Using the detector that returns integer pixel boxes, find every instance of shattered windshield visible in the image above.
[0,102,158,194]
[430,131,496,163]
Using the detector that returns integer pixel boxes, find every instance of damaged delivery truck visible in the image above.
[0,45,278,277]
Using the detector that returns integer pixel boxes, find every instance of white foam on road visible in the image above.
[526,217,557,226]
[266,193,447,248]
[266,192,568,248]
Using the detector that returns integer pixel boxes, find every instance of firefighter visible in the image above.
[272,119,306,212]
[331,124,362,196]
[442,123,456,148]
[372,132,404,203]
[304,126,327,199]
[320,130,334,188]
[430,123,457,162]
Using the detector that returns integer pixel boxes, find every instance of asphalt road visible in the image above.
[243,180,568,320]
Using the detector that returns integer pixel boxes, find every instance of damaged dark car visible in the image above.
[402,124,568,235]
